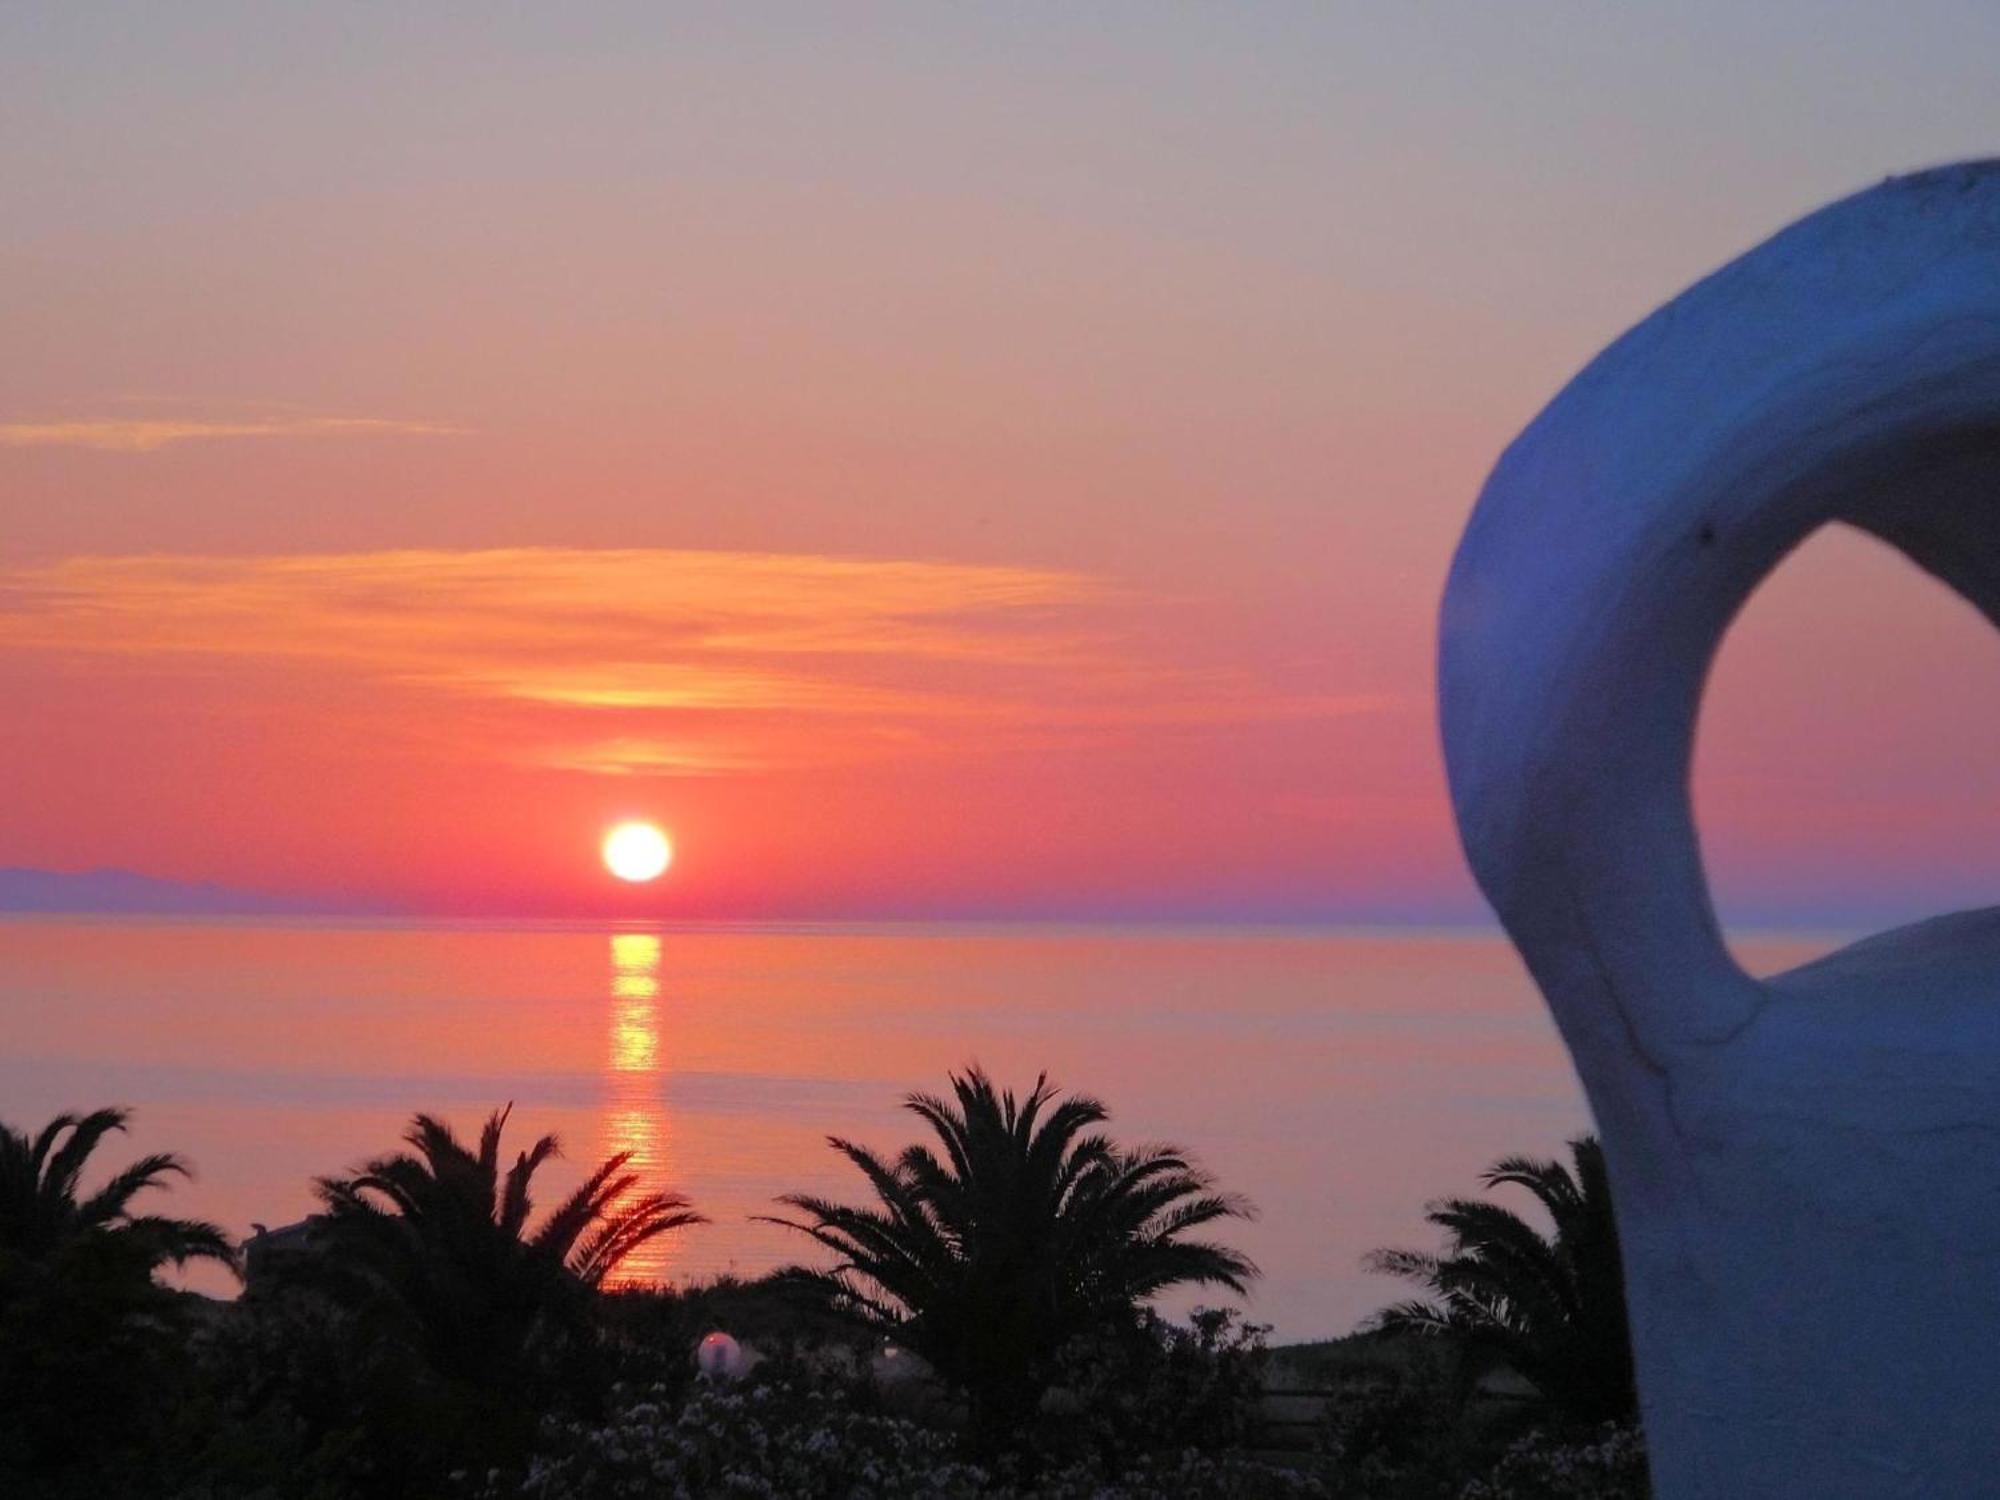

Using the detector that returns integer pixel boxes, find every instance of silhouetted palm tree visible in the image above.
[0,1109,236,1476]
[312,1106,703,1387]
[1367,1134,1635,1426]
[766,1067,1256,1434]
[0,1107,235,1277]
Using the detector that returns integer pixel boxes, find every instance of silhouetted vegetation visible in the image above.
[0,1108,237,1484]
[309,1106,703,1388]
[1,1107,238,1275]
[764,1067,1257,1446]
[1367,1135,1636,1428]
[0,1094,1648,1497]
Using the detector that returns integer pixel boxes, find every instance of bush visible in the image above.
[492,1372,1327,1500]
[1039,1306,1270,1468]
[164,1290,454,1498]
[592,1272,865,1393]
[501,1376,991,1500]
[1457,1423,1649,1500]
[1033,1449,1327,1500]
[1314,1343,1472,1499]
[0,1241,189,1483]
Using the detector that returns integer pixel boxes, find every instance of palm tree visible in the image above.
[1367,1134,1635,1426]
[0,1109,236,1475]
[0,1107,235,1279]
[311,1105,703,1388]
[765,1067,1256,1434]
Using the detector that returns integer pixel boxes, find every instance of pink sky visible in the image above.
[4,8,1999,924]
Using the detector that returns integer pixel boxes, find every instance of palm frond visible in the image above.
[1365,1132,1634,1426]
[41,1107,131,1207]
[0,1107,232,1284]
[311,1107,699,1388]
[768,1067,1256,1423]
[77,1151,192,1227]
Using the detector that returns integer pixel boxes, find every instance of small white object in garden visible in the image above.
[696,1330,745,1380]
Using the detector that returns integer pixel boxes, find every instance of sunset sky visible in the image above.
[5,6,2000,924]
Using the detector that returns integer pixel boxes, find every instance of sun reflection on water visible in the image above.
[604,932,672,1285]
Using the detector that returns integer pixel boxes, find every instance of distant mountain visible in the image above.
[0,867,307,916]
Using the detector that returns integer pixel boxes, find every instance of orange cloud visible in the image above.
[529,738,774,778]
[0,416,463,452]
[0,547,1381,777]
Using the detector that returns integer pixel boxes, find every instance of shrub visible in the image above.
[500,1376,991,1500]
[1314,1345,1471,1500]
[490,1371,1328,1500]
[1040,1306,1270,1468]
[164,1290,458,1499]
[1457,1423,1649,1500]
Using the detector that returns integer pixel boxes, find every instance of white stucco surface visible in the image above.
[1440,160,2000,1497]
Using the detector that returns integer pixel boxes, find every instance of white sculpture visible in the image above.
[1441,160,2000,1498]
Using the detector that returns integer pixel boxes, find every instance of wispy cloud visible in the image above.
[0,416,464,452]
[529,738,778,778]
[0,547,1099,677]
[0,547,1381,776]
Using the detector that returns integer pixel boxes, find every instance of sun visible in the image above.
[602,821,672,883]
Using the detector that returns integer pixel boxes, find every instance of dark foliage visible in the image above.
[0,1105,237,1275]
[164,1293,450,1499]
[0,1108,237,1486]
[1310,1341,1473,1500]
[1366,1135,1635,1427]
[308,1105,704,1396]
[764,1067,1257,1440]
[0,1098,1653,1499]
[1040,1306,1271,1470]
[1460,1421,1650,1499]
[493,1364,1330,1500]
[594,1269,866,1391]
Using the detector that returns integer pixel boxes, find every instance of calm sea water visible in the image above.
[0,917,1831,1339]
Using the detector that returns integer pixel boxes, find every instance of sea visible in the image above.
[0,917,1833,1341]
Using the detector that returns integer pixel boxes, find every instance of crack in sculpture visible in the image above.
[1440,159,2000,1498]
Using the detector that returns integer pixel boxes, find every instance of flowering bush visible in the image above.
[491,1375,1327,1500]
[502,1379,989,1500]
[1313,1348,1469,1499]
[1039,1306,1270,1467]
[1031,1449,1329,1499]
[1458,1423,1649,1500]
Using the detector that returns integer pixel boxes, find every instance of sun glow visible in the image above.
[602,822,672,883]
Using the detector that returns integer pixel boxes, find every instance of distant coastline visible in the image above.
[0,863,1934,939]
[0,866,324,917]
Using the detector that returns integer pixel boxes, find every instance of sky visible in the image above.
[3,4,2000,925]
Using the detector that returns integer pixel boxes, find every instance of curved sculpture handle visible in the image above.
[1441,161,2000,1497]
